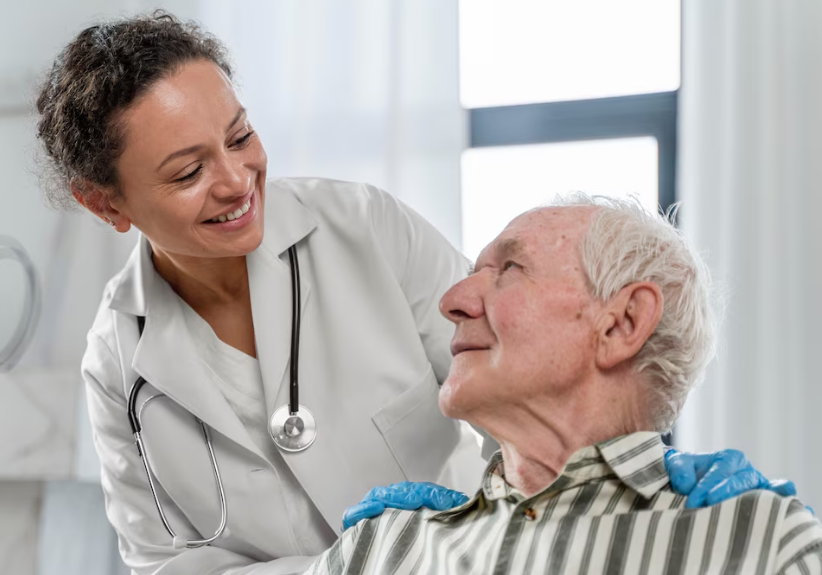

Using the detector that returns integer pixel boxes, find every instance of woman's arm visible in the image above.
[363,183,469,386]
[363,183,499,460]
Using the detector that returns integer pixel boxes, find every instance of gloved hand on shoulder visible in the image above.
[342,481,470,531]
[664,448,797,508]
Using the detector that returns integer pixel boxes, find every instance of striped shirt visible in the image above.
[305,432,822,575]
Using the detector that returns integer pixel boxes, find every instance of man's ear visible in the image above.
[70,179,131,233]
[595,282,663,370]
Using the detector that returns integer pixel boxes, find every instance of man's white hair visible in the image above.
[551,193,718,432]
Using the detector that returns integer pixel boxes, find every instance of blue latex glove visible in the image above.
[342,481,470,531]
[665,448,797,508]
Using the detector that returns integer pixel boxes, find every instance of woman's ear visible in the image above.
[595,281,664,370]
[70,179,131,233]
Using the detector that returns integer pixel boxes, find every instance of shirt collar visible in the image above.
[444,431,670,520]
[593,431,670,498]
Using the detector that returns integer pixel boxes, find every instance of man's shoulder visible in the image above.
[307,508,434,575]
[771,496,822,573]
[683,490,822,573]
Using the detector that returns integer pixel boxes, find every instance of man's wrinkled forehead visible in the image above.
[478,206,596,266]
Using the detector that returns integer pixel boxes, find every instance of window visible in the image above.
[462,137,658,259]
[459,0,681,260]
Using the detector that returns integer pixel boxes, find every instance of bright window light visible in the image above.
[461,137,659,260]
[459,0,681,108]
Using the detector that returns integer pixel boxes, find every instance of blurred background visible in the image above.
[2,0,821,572]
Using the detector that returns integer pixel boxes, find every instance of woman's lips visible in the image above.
[202,189,255,224]
[202,190,257,231]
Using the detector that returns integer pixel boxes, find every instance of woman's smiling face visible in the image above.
[108,59,268,259]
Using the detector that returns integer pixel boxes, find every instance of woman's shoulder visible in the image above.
[86,274,124,351]
[266,177,435,246]
[267,176,373,195]
[266,177,390,219]
[85,240,143,359]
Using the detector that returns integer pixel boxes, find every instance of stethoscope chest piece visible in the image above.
[269,404,317,452]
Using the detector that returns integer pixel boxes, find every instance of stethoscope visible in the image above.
[126,245,316,549]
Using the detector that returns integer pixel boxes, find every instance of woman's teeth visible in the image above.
[209,199,251,223]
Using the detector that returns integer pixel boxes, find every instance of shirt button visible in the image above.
[523,508,537,521]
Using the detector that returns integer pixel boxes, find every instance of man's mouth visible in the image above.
[450,342,489,356]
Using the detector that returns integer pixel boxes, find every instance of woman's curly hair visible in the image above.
[35,10,232,209]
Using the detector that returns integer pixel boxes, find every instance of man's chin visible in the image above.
[438,376,475,420]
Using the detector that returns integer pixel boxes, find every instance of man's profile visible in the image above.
[306,195,821,575]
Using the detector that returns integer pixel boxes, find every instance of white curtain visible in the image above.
[677,0,822,512]
[190,0,465,247]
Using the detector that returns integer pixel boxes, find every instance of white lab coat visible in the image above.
[82,178,487,575]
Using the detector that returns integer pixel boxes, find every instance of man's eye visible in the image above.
[502,261,520,271]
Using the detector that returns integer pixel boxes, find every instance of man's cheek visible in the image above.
[492,292,532,333]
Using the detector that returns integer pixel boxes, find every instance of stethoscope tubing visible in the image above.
[129,369,229,548]
[287,246,301,415]
[126,244,305,548]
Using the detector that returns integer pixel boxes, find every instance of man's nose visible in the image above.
[439,275,484,323]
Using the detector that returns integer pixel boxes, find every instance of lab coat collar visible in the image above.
[107,183,318,459]
[108,235,149,317]
[257,179,319,260]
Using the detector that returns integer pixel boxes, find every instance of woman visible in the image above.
[35,12,788,575]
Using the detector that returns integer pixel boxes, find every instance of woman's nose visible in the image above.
[439,275,484,323]
[212,154,251,198]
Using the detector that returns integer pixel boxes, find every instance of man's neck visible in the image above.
[151,245,250,309]
[478,381,651,498]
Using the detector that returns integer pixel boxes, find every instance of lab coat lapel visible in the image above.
[247,185,317,417]
[116,237,266,461]
[250,184,361,530]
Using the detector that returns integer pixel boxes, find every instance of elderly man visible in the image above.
[306,196,821,575]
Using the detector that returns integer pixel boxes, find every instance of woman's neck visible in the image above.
[151,246,250,309]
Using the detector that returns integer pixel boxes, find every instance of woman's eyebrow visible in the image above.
[225,107,246,132]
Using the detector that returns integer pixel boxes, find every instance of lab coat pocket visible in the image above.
[371,365,461,482]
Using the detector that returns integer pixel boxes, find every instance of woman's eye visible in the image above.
[174,165,202,183]
[231,131,255,148]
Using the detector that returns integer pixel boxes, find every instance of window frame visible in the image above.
[467,90,679,213]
